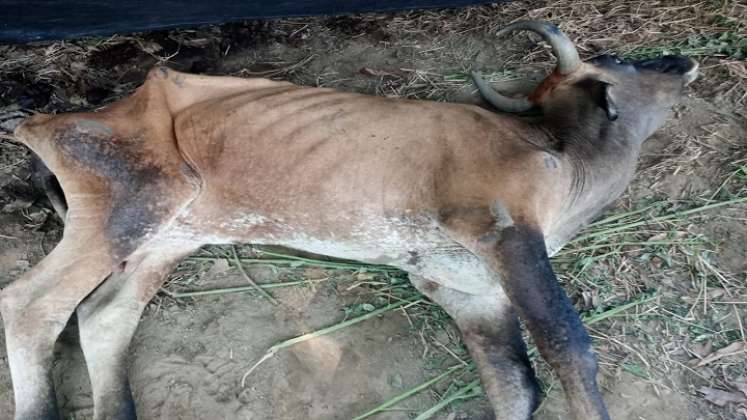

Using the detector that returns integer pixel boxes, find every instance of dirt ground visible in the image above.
[1,1,746,419]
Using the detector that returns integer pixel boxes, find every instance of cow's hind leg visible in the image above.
[0,226,115,420]
[76,245,194,420]
[410,276,539,420]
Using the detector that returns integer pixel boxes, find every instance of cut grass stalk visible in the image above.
[585,202,663,228]
[351,365,466,420]
[555,239,703,256]
[582,293,658,325]
[570,196,747,244]
[231,246,278,305]
[165,278,332,298]
[241,298,422,387]
[257,249,399,272]
[189,255,399,272]
[398,293,659,418]
[444,70,522,84]
[413,379,481,420]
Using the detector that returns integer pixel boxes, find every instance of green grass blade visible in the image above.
[407,293,658,418]
[241,299,421,387]
[166,278,333,298]
[570,196,747,244]
[583,293,658,325]
[412,379,481,420]
[351,365,465,420]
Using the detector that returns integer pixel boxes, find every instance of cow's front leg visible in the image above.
[76,246,195,420]
[410,277,539,420]
[0,233,115,420]
[475,223,609,420]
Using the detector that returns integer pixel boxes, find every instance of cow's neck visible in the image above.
[546,113,643,206]
[539,115,644,252]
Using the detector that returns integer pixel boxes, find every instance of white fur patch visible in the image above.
[220,212,269,231]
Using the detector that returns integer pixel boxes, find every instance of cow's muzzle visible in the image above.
[635,56,699,85]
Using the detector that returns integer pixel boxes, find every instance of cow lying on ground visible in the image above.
[1,20,697,420]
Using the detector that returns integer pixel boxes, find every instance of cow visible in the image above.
[0,20,697,420]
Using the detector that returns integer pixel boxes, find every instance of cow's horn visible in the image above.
[473,21,581,113]
[471,72,533,113]
[499,20,581,75]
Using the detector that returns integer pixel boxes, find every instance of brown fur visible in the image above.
[1,49,696,420]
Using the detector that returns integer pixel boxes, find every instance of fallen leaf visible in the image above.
[698,386,747,406]
[696,341,746,367]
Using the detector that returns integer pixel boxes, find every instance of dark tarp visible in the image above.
[1,0,496,44]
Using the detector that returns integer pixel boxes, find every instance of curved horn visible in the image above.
[471,72,533,113]
[473,21,581,113]
[498,20,581,75]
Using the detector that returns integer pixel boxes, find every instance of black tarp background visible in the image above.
[1,1,496,43]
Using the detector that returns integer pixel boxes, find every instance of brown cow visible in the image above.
[0,21,697,420]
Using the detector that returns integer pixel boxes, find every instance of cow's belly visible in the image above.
[275,236,500,296]
[163,211,500,296]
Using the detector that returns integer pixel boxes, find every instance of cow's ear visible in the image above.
[575,78,618,121]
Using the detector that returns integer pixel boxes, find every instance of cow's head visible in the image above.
[474,21,698,145]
